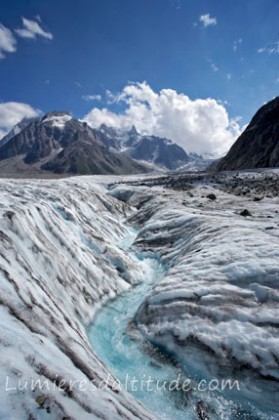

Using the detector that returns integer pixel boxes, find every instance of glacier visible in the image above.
[0,169,278,419]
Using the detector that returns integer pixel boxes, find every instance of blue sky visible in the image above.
[0,0,278,155]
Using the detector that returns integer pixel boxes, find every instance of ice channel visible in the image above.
[87,227,202,419]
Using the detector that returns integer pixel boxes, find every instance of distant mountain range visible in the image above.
[0,112,149,176]
[0,111,208,176]
[1,96,278,177]
[95,124,190,170]
[216,96,279,171]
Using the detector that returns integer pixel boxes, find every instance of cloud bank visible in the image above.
[83,82,242,157]
[0,102,39,139]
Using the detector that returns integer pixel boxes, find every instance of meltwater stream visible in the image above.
[87,228,200,419]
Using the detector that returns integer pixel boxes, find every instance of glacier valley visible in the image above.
[0,169,278,419]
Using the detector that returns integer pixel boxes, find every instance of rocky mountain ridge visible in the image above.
[216,97,279,171]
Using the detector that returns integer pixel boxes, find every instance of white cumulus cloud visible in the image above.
[83,82,242,157]
[15,17,53,40]
[0,102,39,139]
[199,13,217,28]
[0,24,17,59]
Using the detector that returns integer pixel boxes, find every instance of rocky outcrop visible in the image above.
[216,97,279,171]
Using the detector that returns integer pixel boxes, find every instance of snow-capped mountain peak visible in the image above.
[41,111,73,129]
[95,124,190,170]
